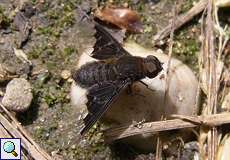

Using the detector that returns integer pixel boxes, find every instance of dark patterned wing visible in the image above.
[91,23,131,60]
[80,79,131,135]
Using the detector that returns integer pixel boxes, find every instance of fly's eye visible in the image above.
[146,62,156,73]
[146,55,158,62]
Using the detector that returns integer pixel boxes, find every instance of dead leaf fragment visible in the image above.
[216,0,230,7]
[222,92,230,111]
[217,134,230,160]
[0,64,18,82]
[13,48,32,65]
[95,7,143,33]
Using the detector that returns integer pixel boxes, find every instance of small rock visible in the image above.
[13,11,32,47]
[181,141,199,160]
[61,70,71,80]
[2,78,33,112]
[134,153,155,160]
[123,2,129,7]
[0,90,4,96]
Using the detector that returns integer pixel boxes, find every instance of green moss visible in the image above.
[28,47,44,59]
[31,0,37,5]
[33,75,70,107]
[173,32,200,71]
[59,12,75,28]
[46,10,59,20]
[44,2,75,35]
[46,61,56,70]
[48,122,58,131]
[34,123,58,140]
[0,6,11,29]
[36,26,61,38]
[63,47,75,56]
[37,26,53,35]
[68,124,110,159]
[34,1,76,47]
[180,0,199,13]
[28,43,52,59]
[43,93,57,106]
[34,127,46,139]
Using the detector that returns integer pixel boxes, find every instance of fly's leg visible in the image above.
[126,84,145,98]
[126,84,132,94]
[139,81,155,92]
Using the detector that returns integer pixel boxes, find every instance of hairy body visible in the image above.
[72,23,163,135]
[73,56,148,88]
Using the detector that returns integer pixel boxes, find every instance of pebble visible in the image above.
[2,78,33,112]
[61,70,71,80]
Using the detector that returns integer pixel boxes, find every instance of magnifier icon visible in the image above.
[3,141,18,157]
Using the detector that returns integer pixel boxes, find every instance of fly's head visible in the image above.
[143,55,163,78]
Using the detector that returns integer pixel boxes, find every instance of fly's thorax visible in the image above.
[114,56,145,80]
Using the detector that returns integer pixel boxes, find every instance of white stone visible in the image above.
[2,78,33,112]
[71,42,198,151]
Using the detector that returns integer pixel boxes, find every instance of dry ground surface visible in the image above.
[0,0,230,159]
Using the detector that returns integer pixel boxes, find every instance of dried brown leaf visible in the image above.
[221,91,230,111]
[216,0,230,7]
[13,48,32,65]
[95,6,143,33]
[217,134,230,160]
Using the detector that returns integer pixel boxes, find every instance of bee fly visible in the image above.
[72,23,163,135]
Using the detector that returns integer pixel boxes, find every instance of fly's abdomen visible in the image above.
[72,61,117,88]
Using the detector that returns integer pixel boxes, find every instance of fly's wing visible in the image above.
[91,23,131,60]
[80,79,131,135]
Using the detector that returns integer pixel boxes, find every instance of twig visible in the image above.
[170,114,202,125]
[155,135,162,160]
[153,0,208,44]
[203,0,218,159]
[164,1,178,108]
[104,113,230,142]
[0,123,11,137]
